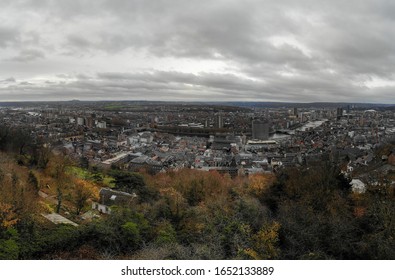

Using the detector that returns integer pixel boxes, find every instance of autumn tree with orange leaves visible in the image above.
[72,178,99,215]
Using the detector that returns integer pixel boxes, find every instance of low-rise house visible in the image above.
[351,179,366,194]
[92,188,137,214]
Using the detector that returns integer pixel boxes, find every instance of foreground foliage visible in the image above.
[0,148,394,259]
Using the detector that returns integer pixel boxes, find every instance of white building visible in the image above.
[351,179,366,193]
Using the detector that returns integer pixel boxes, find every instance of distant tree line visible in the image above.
[0,124,50,168]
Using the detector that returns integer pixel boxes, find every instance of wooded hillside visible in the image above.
[0,145,394,259]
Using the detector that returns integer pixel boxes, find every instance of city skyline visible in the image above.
[1,0,395,103]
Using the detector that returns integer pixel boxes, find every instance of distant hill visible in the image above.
[218,101,395,109]
[0,100,394,110]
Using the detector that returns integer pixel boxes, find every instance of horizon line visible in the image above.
[0,100,394,105]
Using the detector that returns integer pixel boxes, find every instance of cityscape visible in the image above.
[2,101,395,181]
[1,100,395,260]
[1,0,395,267]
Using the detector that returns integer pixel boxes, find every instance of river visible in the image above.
[270,119,327,140]
[295,119,327,132]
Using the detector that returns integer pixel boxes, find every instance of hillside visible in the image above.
[0,149,394,259]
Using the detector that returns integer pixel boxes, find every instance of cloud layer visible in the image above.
[1,0,395,102]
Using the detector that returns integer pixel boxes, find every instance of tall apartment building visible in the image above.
[214,114,224,129]
[252,119,269,140]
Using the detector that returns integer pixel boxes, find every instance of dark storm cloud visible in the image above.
[95,0,284,60]
[97,71,262,93]
[1,69,390,103]
[0,27,20,48]
[2,77,16,83]
[10,49,45,62]
[67,35,93,50]
[1,0,395,102]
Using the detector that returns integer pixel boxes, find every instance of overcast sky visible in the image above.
[1,0,395,103]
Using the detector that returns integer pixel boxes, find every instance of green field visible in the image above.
[67,166,115,188]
